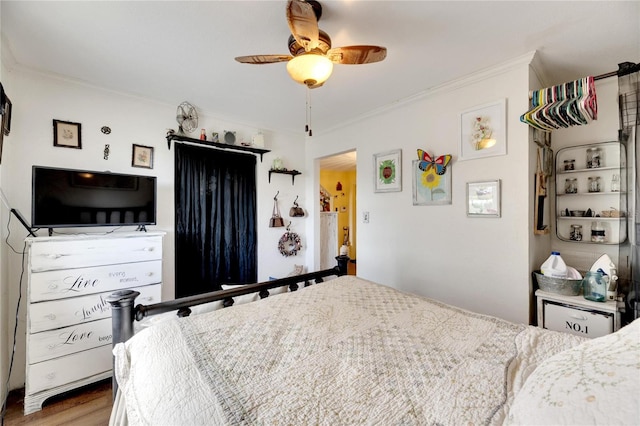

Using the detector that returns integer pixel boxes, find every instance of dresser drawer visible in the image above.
[28,318,112,364]
[26,344,112,394]
[542,300,613,338]
[29,284,161,333]
[29,235,163,272]
[30,260,162,302]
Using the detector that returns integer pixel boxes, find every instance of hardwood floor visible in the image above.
[3,379,112,426]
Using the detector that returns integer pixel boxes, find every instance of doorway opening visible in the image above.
[319,150,357,275]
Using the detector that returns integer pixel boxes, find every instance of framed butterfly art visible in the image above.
[413,149,453,206]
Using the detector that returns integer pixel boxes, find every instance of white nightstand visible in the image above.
[536,289,621,338]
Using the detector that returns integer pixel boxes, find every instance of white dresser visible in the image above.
[24,232,164,414]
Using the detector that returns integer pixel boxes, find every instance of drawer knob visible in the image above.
[46,372,56,380]
[570,313,588,321]
[143,247,155,252]
[45,314,56,320]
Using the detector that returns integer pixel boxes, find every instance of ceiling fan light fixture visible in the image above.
[286,53,333,88]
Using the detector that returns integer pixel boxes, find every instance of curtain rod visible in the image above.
[594,70,618,81]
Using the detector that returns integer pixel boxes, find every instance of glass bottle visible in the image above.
[591,147,602,168]
[582,271,606,302]
[591,221,605,243]
[611,174,620,192]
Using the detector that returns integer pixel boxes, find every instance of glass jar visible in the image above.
[587,147,602,168]
[570,224,583,241]
[588,176,601,192]
[564,178,577,194]
[591,221,606,243]
[582,271,606,302]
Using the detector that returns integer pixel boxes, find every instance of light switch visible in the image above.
[363,211,370,223]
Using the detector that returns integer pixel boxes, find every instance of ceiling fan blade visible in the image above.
[235,54,293,64]
[326,45,387,65]
[286,0,319,52]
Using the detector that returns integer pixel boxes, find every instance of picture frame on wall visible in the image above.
[412,160,452,205]
[373,149,402,193]
[467,180,501,217]
[132,144,154,169]
[459,98,506,161]
[53,119,82,149]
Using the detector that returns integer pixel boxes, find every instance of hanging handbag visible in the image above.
[289,196,305,217]
[270,195,285,227]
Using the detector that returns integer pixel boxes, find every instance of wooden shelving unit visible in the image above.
[269,169,301,185]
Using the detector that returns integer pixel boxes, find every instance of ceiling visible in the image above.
[1,1,638,141]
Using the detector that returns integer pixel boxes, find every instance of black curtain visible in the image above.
[175,143,257,298]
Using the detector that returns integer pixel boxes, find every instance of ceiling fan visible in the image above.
[235,0,387,89]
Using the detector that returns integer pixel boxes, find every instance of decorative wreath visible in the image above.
[278,231,302,257]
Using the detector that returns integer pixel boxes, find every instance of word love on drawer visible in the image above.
[28,318,113,364]
[30,260,162,302]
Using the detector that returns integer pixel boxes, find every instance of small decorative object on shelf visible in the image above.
[591,221,606,243]
[586,147,603,168]
[272,157,284,170]
[563,159,575,171]
[611,174,621,192]
[565,178,577,194]
[570,224,583,241]
[200,129,206,140]
[252,132,265,148]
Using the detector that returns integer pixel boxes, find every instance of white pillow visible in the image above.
[506,318,640,425]
[221,265,305,305]
[221,283,288,305]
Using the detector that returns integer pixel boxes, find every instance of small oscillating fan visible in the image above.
[176,101,198,134]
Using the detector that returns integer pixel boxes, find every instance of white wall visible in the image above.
[306,54,536,324]
[0,5,7,402]
[0,66,306,390]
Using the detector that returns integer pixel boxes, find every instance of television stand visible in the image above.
[136,225,148,232]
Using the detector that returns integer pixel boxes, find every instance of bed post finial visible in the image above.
[105,289,140,399]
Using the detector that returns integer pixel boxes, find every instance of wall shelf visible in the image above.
[166,134,270,162]
[269,169,301,185]
[555,141,627,244]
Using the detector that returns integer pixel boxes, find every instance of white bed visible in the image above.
[109,275,640,425]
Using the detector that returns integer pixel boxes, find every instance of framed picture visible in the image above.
[412,160,452,205]
[373,149,402,193]
[53,119,82,149]
[132,144,154,169]
[2,96,11,136]
[459,99,507,161]
[467,180,501,217]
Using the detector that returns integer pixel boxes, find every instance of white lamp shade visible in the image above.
[286,54,333,88]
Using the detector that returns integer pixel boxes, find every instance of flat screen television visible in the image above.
[32,166,157,229]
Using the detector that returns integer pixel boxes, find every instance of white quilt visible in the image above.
[113,276,588,425]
